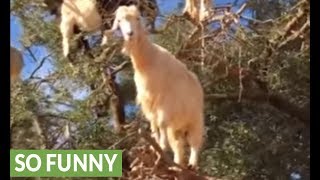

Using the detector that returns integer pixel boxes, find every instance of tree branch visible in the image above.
[206,91,309,125]
[277,18,309,49]
[24,45,39,63]
[111,61,131,76]
[138,129,217,180]
[108,131,137,149]
[28,53,52,79]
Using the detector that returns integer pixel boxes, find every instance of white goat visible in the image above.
[10,46,24,82]
[59,0,103,58]
[110,5,205,168]
[43,0,158,60]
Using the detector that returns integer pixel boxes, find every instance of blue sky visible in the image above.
[11,15,54,80]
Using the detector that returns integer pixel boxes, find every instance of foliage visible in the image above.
[10,0,309,179]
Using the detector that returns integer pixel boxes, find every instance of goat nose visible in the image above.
[128,31,134,36]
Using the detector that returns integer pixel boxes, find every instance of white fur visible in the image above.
[60,0,103,57]
[199,0,212,22]
[58,0,158,58]
[183,0,212,22]
[112,5,205,167]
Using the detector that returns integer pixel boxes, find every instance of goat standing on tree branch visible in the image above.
[43,0,159,64]
[10,46,24,83]
[109,5,205,168]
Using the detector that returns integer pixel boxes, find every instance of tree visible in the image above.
[10,0,309,179]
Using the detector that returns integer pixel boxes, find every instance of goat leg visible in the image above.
[100,22,112,46]
[73,25,93,58]
[80,38,94,59]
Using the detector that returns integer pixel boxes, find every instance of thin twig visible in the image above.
[111,61,131,76]
[108,131,137,149]
[236,3,247,15]
[238,47,243,102]
[24,45,38,63]
[240,15,274,24]
[206,92,309,125]
[29,53,52,79]
[277,19,309,49]
[200,23,205,71]
[177,3,248,58]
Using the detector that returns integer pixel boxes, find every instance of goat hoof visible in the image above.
[67,54,78,66]
[168,166,182,172]
[159,143,169,152]
[187,164,199,172]
[100,41,107,47]
[182,11,189,17]
[66,54,73,61]
[149,145,156,152]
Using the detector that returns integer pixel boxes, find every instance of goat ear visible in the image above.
[128,4,139,12]
[111,6,122,30]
